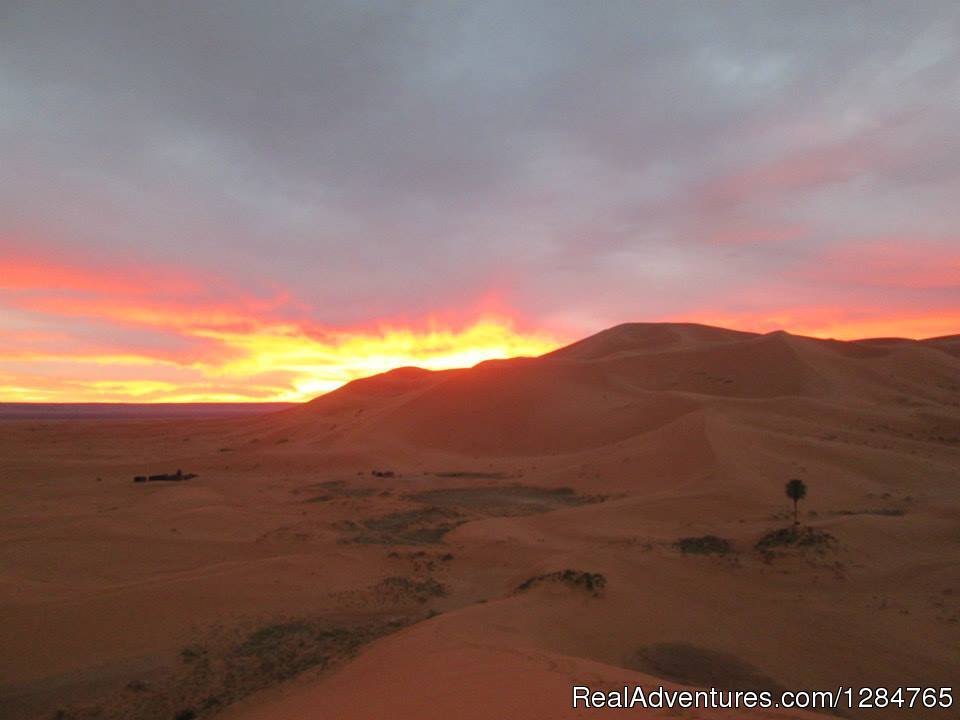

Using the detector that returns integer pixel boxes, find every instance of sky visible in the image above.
[2,1,959,402]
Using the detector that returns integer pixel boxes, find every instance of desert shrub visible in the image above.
[433,471,512,479]
[54,616,414,720]
[673,535,733,555]
[235,621,314,657]
[373,575,446,602]
[515,569,607,596]
[353,507,464,545]
[179,645,207,663]
[834,508,905,517]
[755,526,836,554]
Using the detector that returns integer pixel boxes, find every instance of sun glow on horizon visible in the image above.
[0,316,565,403]
[198,317,564,402]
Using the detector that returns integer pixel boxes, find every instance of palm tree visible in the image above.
[785,479,807,525]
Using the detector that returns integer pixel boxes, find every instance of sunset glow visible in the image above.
[0,247,572,401]
[2,247,958,402]
[0,311,563,402]
[3,240,959,403]
[196,317,563,402]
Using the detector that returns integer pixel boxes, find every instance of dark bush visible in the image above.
[755,526,836,554]
[515,569,607,596]
[673,535,733,555]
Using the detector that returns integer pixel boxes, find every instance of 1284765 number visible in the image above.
[845,687,953,709]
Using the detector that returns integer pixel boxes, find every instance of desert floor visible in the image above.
[2,324,958,720]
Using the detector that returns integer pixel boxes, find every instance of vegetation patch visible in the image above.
[133,470,197,483]
[832,508,906,517]
[48,615,414,720]
[372,576,447,603]
[755,526,836,557]
[673,535,733,555]
[304,480,377,502]
[514,569,607,597]
[337,485,604,546]
[351,507,465,545]
[433,471,513,479]
[407,485,603,517]
[234,621,315,660]
[179,645,207,663]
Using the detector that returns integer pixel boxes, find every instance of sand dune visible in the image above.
[2,324,958,720]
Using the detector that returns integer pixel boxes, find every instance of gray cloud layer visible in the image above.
[3,1,959,333]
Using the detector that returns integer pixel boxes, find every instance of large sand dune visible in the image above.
[2,323,958,719]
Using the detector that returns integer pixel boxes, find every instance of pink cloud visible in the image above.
[798,238,960,290]
[699,141,878,210]
[707,223,809,246]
